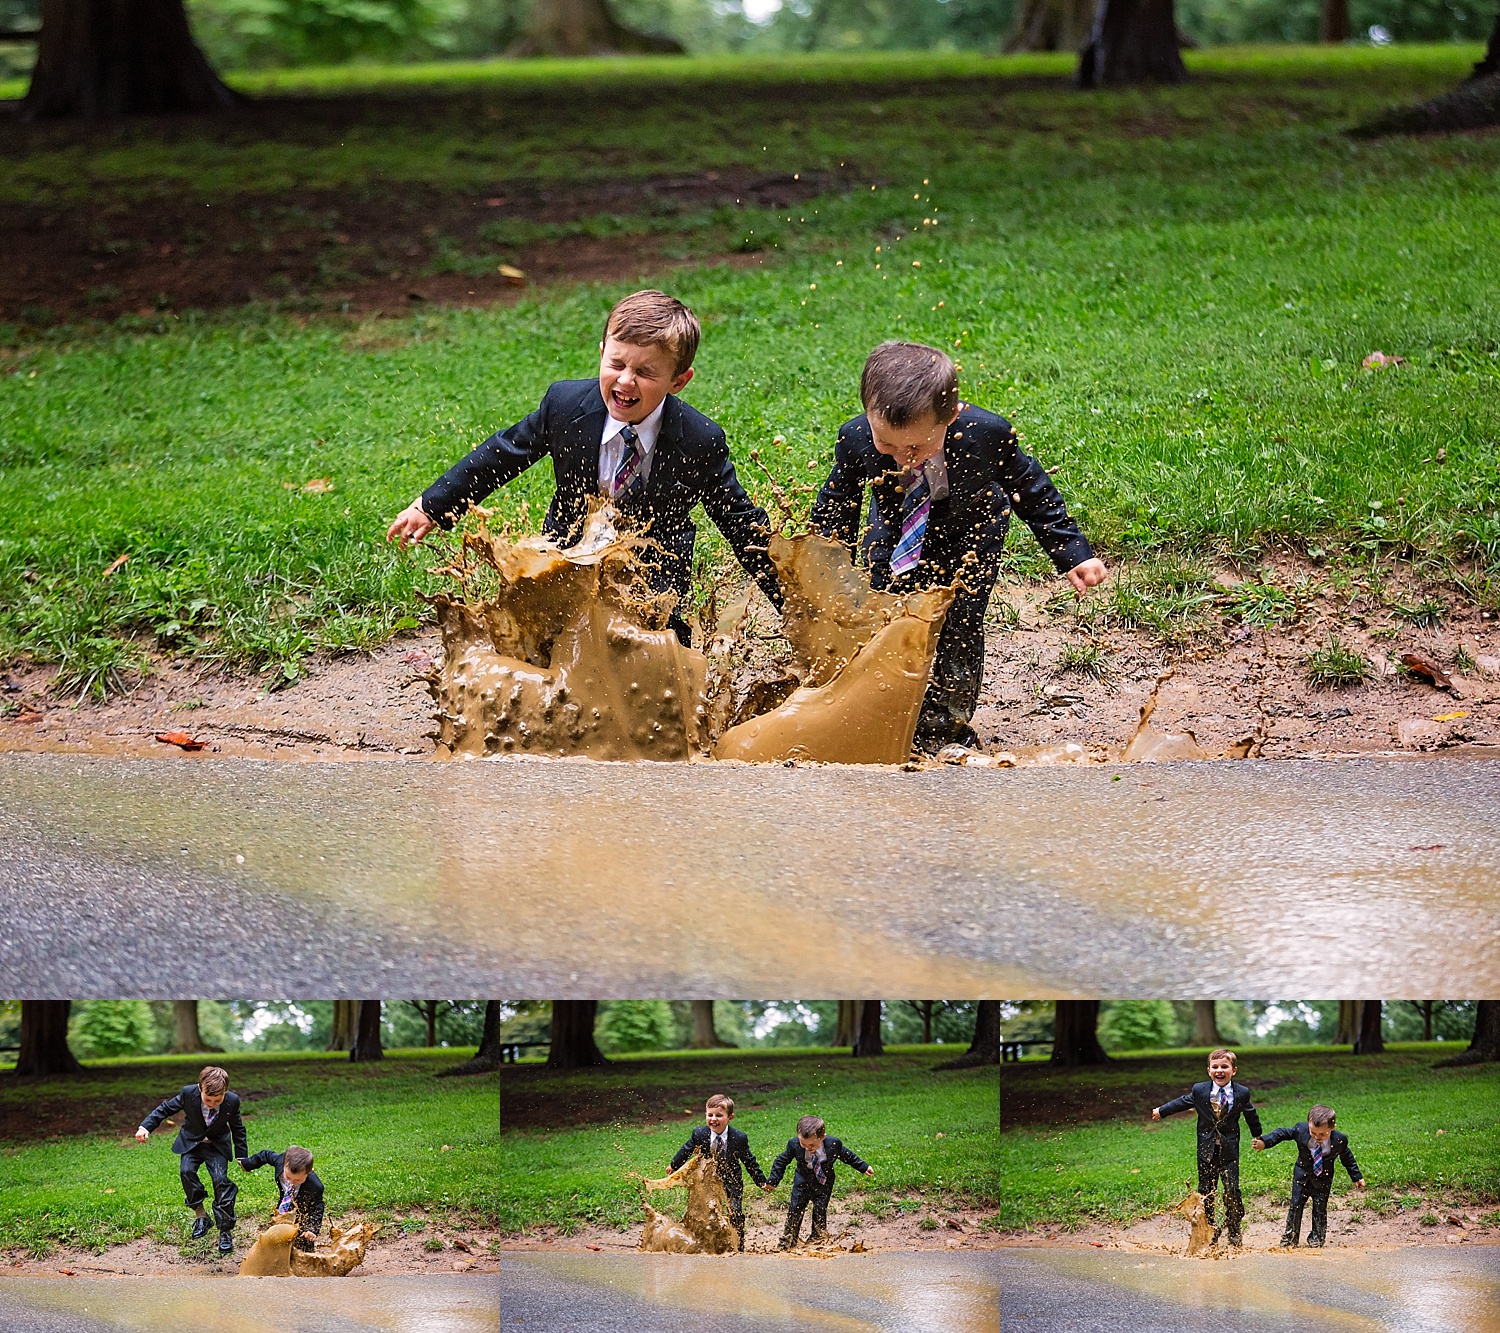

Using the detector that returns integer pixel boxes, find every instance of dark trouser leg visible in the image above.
[915,556,1000,752]
[180,1153,209,1211]
[728,1207,746,1251]
[809,1185,832,1238]
[1221,1158,1245,1241]
[780,1180,810,1249]
[1308,1185,1331,1245]
[1196,1156,1219,1230]
[667,612,692,648]
[202,1150,237,1232]
[1282,1176,1309,1245]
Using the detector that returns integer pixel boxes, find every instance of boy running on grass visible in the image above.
[1151,1048,1262,1248]
[134,1065,247,1255]
[386,289,783,645]
[765,1114,873,1250]
[811,341,1107,753]
[1253,1104,1365,1248]
[241,1143,326,1251]
[670,1093,770,1252]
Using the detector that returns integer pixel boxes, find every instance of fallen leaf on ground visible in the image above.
[498,264,526,285]
[1400,651,1454,690]
[1362,351,1405,369]
[155,731,205,751]
[301,477,334,493]
[103,552,129,576]
[585,1244,602,1252]
[1432,710,1468,722]
[946,1218,964,1231]
[452,1239,472,1253]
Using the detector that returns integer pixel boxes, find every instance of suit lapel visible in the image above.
[564,382,609,494]
[644,395,686,501]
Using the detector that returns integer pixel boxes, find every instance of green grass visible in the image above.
[998,1044,1500,1232]
[498,1046,998,1233]
[3,45,1499,687]
[0,1050,499,1255]
[1303,635,1374,688]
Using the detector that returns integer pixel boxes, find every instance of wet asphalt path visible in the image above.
[3,753,1497,995]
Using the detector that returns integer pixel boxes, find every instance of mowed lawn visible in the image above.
[0,1050,499,1254]
[2,47,1498,692]
[998,1044,1500,1231]
[499,1046,999,1233]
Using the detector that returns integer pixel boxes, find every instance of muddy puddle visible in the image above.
[238,1221,372,1277]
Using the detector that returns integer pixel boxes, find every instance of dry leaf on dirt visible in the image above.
[498,264,526,285]
[1400,651,1454,690]
[1432,710,1468,722]
[154,731,205,751]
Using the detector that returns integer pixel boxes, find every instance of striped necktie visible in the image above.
[611,424,643,498]
[888,467,931,577]
[279,1179,297,1213]
[1311,1140,1326,1175]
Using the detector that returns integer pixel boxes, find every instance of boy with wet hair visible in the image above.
[766,1114,874,1250]
[387,288,782,644]
[134,1065,248,1254]
[670,1093,770,1251]
[240,1143,326,1251]
[811,341,1107,752]
[1253,1104,1365,1248]
[1151,1048,1262,1248]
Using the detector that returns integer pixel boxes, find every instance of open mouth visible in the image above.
[610,388,640,413]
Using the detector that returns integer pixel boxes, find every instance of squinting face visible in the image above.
[704,1104,730,1133]
[1206,1057,1235,1086]
[868,408,956,471]
[798,1133,824,1153]
[284,1168,309,1186]
[1308,1123,1333,1144]
[201,1091,225,1110]
[598,335,691,423]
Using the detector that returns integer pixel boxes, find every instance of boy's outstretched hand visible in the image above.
[1067,558,1109,594]
[1150,1108,1161,1121]
[1355,1179,1367,1190]
[865,1167,875,1177]
[386,501,436,549]
[1251,1138,1266,1150]
[134,1128,149,1143]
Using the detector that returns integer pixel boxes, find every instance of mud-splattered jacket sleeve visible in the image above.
[739,1138,769,1188]
[698,431,784,609]
[809,425,868,549]
[766,1139,798,1187]
[140,1087,187,1133]
[1239,1090,1262,1139]
[1335,1135,1362,1183]
[670,1128,703,1172]
[994,424,1094,574]
[300,1174,326,1235]
[1257,1125,1296,1150]
[1156,1091,1195,1119]
[833,1141,870,1174]
[225,1094,248,1160]
[420,388,555,529]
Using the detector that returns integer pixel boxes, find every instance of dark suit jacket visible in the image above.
[140,1085,248,1160]
[1259,1123,1362,1189]
[671,1125,767,1200]
[241,1149,326,1235]
[766,1136,870,1191]
[810,404,1093,589]
[420,379,782,608]
[1157,1081,1262,1155]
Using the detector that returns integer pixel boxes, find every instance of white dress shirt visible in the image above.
[598,399,666,495]
[1212,1082,1234,1110]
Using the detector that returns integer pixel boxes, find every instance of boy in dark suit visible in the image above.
[670,1093,769,1251]
[811,341,1107,753]
[1151,1048,1262,1248]
[240,1143,326,1251]
[386,289,782,644]
[766,1114,874,1249]
[134,1065,248,1254]
[1253,1104,1365,1247]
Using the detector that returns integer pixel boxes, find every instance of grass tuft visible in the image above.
[1303,637,1373,689]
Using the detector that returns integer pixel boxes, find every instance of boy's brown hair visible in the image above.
[705,1093,735,1115]
[1208,1048,1238,1068]
[604,290,701,376]
[797,1114,826,1139]
[284,1145,314,1174]
[1308,1105,1336,1127]
[198,1066,229,1097]
[860,341,959,428]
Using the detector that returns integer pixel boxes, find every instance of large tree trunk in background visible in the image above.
[349,1001,384,1062]
[1476,10,1500,77]
[1192,1001,1224,1047]
[1077,0,1186,87]
[1352,1001,1384,1054]
[24,0,240,120]
[1434,1001,1499,1066]
[438,1001,503,1077]
[935,1001,1000,1069]
[1319,0,1348,42]
[687,1001,731,1049]
[547,1001,607,1069]
[1050,1000,1110,1065]
[851,1001,884,1057]
[170,1001,219,1054]
[1353,10,1500,133]
[1005,0,1096,52]
[510,0,683,56]
[834,1001,859,1049]
[328,1001,358,1052]
[1335,1001,1360,1046]
[16,1002,83,1075]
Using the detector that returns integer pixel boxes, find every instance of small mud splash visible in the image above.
[238,1220,372,1277]
[638,1151,740,1255]
[1121,672,1262,763]
[1171,1192,1217,1258]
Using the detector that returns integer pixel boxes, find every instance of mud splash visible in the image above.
[1171,1193,1217,1257]
[638,1151,740,1255]
[238,1220,372,1277]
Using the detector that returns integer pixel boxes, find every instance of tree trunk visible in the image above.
[1435,1001,1500,1066]
[687,1001,731,1049]
[1476,10,1500,78]
[24,0,240,120]
[1353,11,1500,133]
[328,1001,358,1052]
[1077,0,1186,88]
[851,1001,884,1057]
[438,1001,504,1077]
[922,1002,934,1045]
[547,1001,607,1069]
[349,1001,384,1062]
[834,1001,859,1049]
[1411,1000,1435,1042]
[934,1000,1000,1069]
[510,0,683,56]
[1319,0,1348,42]
[1005,0,1097,52]
[16,1001,84,1075]
[1049,1000,1110,1065]
[1191,1000,1223,1047]
[170,1000,221,1053]
[1334,1001,1360,1046]
[1352,1000,1384,1055]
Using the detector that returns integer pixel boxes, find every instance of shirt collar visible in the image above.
[602,398,666,455]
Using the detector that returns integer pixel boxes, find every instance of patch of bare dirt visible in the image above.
[0,1084,282,1143]
[502,1074,790,1132]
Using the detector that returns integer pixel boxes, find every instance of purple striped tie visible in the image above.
[611,425,642,497]
[889,468,930,577]
[1312,1141,1325,1175]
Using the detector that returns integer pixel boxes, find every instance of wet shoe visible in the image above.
[190,1216,212,1241]
[1227,1231,1243,1248]
[217,1231,234,1254]
[1280,1236,1299,1248]
[1306,1236,1325,1248]
[776,1239,793,1252]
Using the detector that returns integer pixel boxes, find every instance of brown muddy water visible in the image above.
[639,1151,740,1254]
[2,754,1496,995]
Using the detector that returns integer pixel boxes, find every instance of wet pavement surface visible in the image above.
[996,1248,1500,1332]
[0,1275,498,1332]
[501,1252,1000,1331]
[3,754,1497,995]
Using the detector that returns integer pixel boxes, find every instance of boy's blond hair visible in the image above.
[797,1114,825,1139]
[1308,1105,1336,1127]
[198,1066,229,1097]
[705,1093,735,1115]
[1208,1048,1237,1068]
[604,290,701,376]
[860,341,959,428]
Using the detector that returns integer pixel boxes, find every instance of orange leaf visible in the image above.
[302,477,333,493]
[103,553,129,576]
[155,731,205,751]
[1432,711,1468,722]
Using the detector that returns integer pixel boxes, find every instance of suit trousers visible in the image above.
[909,548,1002,744]
[781,1175,833,1245]
[180,1144,237,1232]
[1282,1175,1332,1245]
[1197,1145,1244,1236]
